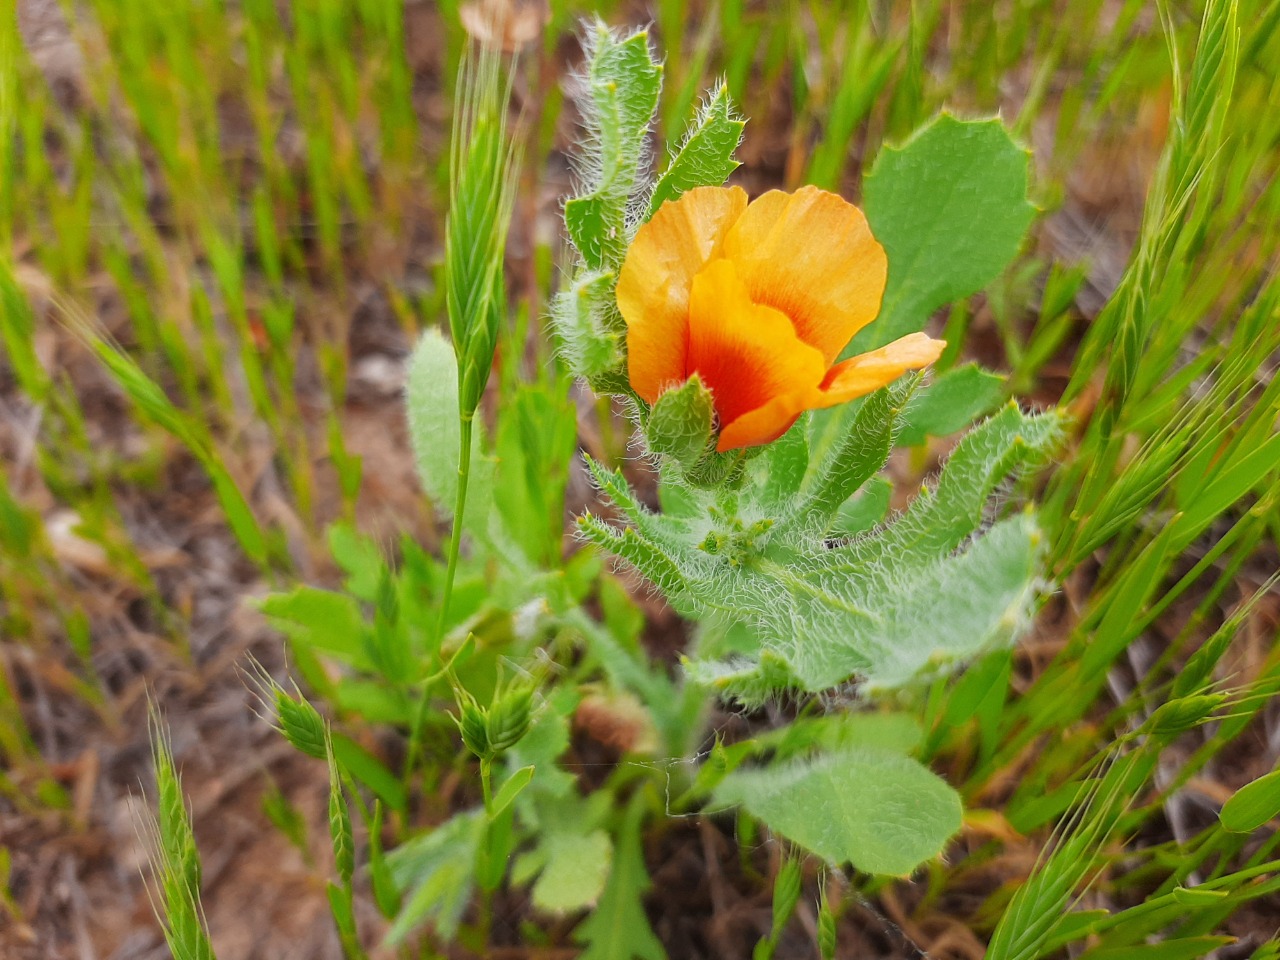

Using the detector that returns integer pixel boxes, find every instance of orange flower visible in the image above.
[617,185,946,451]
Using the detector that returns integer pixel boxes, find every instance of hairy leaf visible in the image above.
[649,84,744,213]
[565,23,662,269]
[533,829,613,914]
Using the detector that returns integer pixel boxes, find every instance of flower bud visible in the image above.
[645,374,714,466]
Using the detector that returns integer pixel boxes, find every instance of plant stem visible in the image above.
[404,413,474,778]
[480,756,494,816]
[435,413,474,644]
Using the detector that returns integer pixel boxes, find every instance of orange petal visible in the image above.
[618,186,748,402]
[684,259,827,448]
[721,185,887,366]
[716,388,814,451]
[812,333,947,408]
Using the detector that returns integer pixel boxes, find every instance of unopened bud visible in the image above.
[646,374,714,466]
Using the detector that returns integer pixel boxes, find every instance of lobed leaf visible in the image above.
[648,84,744,214]
[258,587,372,671]
[859,402,1062,563]
[549,269,625,381]
[791,377,916,533]
[532,828,613,914]
[742,512,1046,695]
[564,23,663,270]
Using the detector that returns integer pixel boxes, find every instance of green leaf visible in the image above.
[649,84,744,213]
[326,882,366,960]
[897,363,1006,447]
[84,332,268,568]
[494,382,577,567]
[646,374,714,464]
[871,402,1061,561]
[1077,938,1236,960]
[756,712,924,761]
[476,802,517,893]
[259,587,372,671]
[715,747,962,875]
[832,477,891,536]
[685,406,1061,700]
[533,829,613,914]
[854,114,1035,352]
[574,794,666,960]
[404,329,493,532]
[368,802,401,919]
[1219,768,1280,833]
[327,522,384,601]
[749,417,810,512]
[565,23,663,269]
[720,512,1044,697]
[331,734,408,813]
[0,267,48,400]
[490,765,535,821]
[386,811,484,944]
[1170,431,1280,546]
[793,377,916,532]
